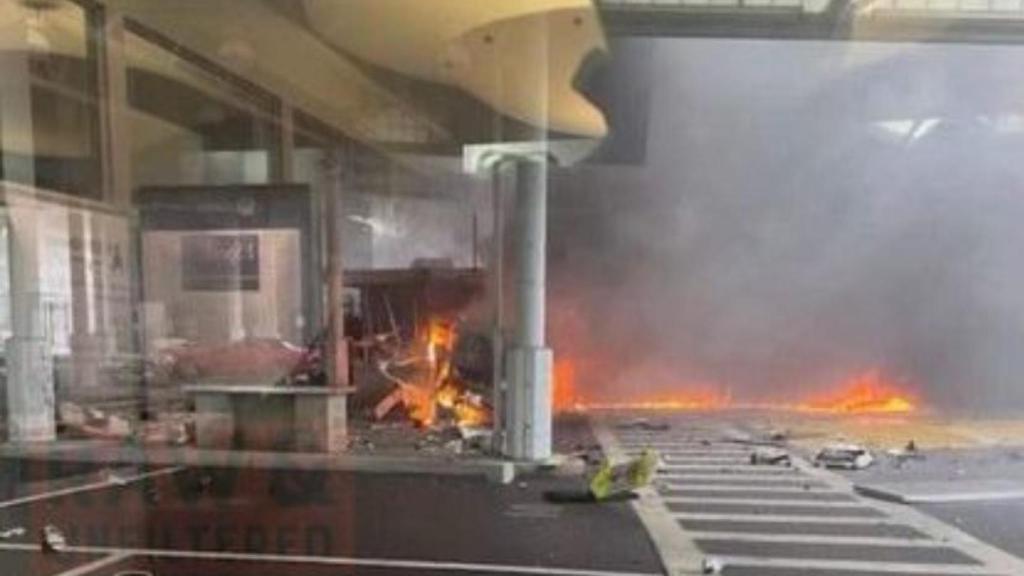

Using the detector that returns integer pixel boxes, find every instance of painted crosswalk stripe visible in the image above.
[701,555,1000,575]
[682,532,945,547]
[657,482,830,494]
[671,512,897,524]
[661,496,868,507]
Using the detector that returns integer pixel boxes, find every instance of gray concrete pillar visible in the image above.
[505,158,552,461]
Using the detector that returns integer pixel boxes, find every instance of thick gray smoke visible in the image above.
[548,38,1024,415]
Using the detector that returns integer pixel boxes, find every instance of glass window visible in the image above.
[0,0,101,198]
[124,21,280,190]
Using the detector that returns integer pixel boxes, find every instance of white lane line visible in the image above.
[0,542,660,576]
[685,531,946,547]
[661,496,869,508]
[656,483,837,494]
[659,464,793,472]
[617,442,736,449]
[655,471,815,479]
[0,466,184,510]
[704,555,1005,575]
[660,457,750,464]
[672,512,899,525]
[54,552,132,576]
[627,450,750,457]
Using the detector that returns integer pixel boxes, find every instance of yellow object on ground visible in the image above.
[589,449,659,501]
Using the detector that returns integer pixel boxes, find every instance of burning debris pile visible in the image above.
[372,318,492,442]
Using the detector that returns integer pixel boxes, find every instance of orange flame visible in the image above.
[400,317,493,428]
[553,358,579,412]
[799,370,916,414]
[576,390,729,411]
[552,356,729,412]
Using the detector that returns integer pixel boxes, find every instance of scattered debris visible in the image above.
[100,469,129,486]
[58,402,87,428]
[750,447,792,467]
[615,418,670,432]
[0,527,25,540]
[722,429,784,447]
[885,440,925,467]
[589,450,660,501]
[372,385,405,421]
[458,425,493,451]
[348,436,376,452]
[40,525,67,553]
[540,453,588,477]
[443,439,464,454]
[815,443,874,470]
[701,556,725,574]
[106,415,132,437]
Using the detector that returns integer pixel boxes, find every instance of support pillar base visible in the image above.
[504,346,552,461]
[5,336,56,443]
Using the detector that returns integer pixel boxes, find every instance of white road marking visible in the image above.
[660,457,750,464]
[625,449,749,456]
[706,555,1004,575]
[657,483,837,494]
[671,512,901,524]
[53,552,132,576]
[0,467,185,510]
[661,495,867,507]
[0,542,660,576]
[657,473,815,483]
[658,464,794,472]
[617,442,737,449]
[684,531,946,547]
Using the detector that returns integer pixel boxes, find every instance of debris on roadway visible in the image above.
[885,440,925,467]
[589,449,660,501]
[750,447,792,466]
[615,418,670,432]
[0,527,25,540]
[40,525,67,553]
[815,442,875,470]
[701,556,725,574]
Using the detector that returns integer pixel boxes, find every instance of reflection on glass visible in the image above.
[0,0,100,198]
[125,21,280,190]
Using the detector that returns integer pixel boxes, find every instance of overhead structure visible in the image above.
[303,0,609,139]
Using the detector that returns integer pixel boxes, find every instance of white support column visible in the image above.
[5,194,56,442]
[506,158,552,461]
[464,140,598,462]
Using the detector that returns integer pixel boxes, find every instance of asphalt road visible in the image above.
[836,446,1024,561]
[0,418,662,576]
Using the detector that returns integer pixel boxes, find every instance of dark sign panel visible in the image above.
[181,234,260,291]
